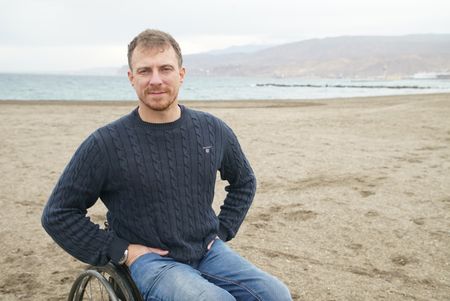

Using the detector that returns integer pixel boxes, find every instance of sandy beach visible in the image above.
[0,93,449,300]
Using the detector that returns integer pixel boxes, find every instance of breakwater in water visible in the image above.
[256,83,431,89]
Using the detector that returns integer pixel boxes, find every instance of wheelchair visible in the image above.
[68,261,143,301]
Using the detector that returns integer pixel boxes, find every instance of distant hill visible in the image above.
[204,44,277,55]
[183,34,450,79]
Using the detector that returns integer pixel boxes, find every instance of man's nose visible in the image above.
[149,72,163,85]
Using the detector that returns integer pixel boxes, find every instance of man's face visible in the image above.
[128,45,185,112]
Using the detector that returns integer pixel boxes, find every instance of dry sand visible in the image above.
[0,93,449,300]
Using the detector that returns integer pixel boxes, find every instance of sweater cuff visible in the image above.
[107,234,129,264]
[218,224,231,242]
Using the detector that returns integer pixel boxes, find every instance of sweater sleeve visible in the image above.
[41,133,129,266]
[217,123,257,241]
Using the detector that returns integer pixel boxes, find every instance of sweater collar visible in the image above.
[131,105,187,130]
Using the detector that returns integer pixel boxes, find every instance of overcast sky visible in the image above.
[1,0,449,73]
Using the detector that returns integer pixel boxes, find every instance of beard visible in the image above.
[140,88,178,112]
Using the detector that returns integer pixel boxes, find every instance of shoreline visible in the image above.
[0,92,449,108]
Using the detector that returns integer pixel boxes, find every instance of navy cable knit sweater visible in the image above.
[42,105,256,266]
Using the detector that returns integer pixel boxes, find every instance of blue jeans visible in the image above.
[129,239,292,301]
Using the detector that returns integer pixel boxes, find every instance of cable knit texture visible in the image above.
[42,105,256,266]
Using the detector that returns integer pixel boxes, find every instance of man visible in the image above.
[42,29,292,301]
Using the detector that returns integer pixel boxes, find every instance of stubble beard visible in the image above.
[141,90,178,112]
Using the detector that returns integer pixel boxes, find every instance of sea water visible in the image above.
[0,73,449,101]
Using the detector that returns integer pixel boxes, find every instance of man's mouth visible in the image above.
[146,90,166,95]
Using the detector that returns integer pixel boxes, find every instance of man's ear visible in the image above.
[127,69,134,86]
[179,67,186,83]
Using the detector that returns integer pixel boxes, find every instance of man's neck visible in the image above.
[138,103,181,124]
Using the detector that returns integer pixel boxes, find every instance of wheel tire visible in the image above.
[68,262,141,301]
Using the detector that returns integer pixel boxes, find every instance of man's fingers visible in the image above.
[148,247,169,255]
[207,236,219,250]
[125,244,168,266]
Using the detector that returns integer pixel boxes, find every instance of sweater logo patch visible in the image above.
[203,145,213,154]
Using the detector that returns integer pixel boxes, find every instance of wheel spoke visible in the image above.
[87,278,93,300]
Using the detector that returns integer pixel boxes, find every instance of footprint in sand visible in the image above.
[411,218,425,225]
[391,254,416,266]
[283,209,318,221]
[249,203,318,230]
[360,190,376,198]
[364,210,379,217]
[345,243,363,251]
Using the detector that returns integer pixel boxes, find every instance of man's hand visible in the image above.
[125,244,169,267]
[207,236,219,250]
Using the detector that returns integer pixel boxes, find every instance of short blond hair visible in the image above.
[127,29,183,70]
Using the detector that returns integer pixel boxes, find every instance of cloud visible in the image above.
[0,45,126,73]
[1,0,449,72]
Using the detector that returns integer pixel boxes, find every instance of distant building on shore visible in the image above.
[412,72,450,80]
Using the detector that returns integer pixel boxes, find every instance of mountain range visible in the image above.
[183,34,450,79]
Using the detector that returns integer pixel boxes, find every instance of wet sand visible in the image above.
[0,93,449,300]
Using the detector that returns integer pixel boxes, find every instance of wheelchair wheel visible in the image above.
[68,262,142,301]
